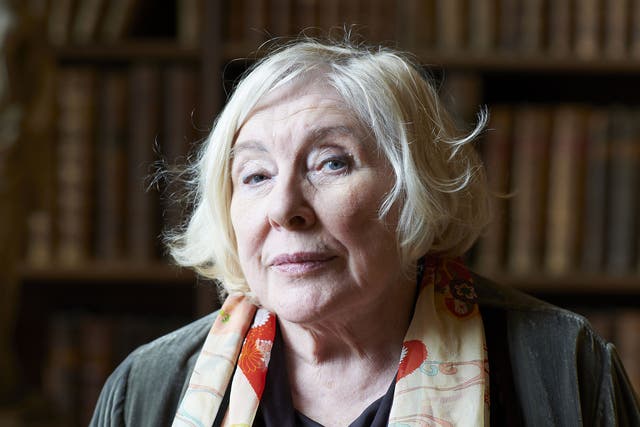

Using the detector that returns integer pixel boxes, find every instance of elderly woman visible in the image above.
[91,39,640,426]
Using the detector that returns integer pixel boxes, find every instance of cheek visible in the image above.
[230,198,262,261]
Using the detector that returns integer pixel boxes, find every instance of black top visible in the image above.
[251,322,395,427]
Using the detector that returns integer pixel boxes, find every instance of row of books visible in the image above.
[25,63,201,267]
[42,311,188,426]
[473,104,640,276]
[46,0,201,46]
[223,0,640,59]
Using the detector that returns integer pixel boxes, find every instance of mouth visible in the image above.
[269,252,336,275]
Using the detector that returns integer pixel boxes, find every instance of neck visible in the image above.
[278,271,417,368]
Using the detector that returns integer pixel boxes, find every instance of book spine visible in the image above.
[99,0,139,43]
[603,0,629,58]
[630,0,640,57]
[580,109,610,272]
[295,0,317,33]
[548,0,573,56]
[520,0,546,53]
[127,63,161,261]
[178,0,202,47]
[613,310,640,395]
[498,0,521,51]
[575,0,602,59]
[72,0,107,44]
[95,70,128,260]
[469,0,496,52]
[474,106,513,275]
[436,0,466,51]
[56,67,95,265]
[162,64,198,232]
[545,106,587,274]
[47,0,75,45]
[606,108,639,274]
[397,0,436,48]
[245,0,267,45]
[270,0,292,36]
[508,107,551,274]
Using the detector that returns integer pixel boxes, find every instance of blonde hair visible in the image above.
[167,37,491,297]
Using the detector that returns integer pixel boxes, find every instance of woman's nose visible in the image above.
[267,175,316,230]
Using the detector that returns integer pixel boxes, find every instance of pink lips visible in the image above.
[269,252,335,275]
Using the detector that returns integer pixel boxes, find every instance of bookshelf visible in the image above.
[2,0,640,425]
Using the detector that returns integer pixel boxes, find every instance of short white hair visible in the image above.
[167,37,491,297]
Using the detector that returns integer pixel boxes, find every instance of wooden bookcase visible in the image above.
[2,0,640,425]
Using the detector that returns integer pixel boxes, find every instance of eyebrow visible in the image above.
[230,140,268,159]
[231,125,361,160]
[308,125,359,143]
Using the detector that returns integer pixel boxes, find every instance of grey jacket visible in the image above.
[90,276,640,426]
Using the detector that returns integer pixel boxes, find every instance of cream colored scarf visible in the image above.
[172,257,489,426]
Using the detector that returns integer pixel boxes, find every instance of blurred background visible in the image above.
[0,0,639,425]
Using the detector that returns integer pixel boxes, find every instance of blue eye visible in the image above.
[243,174,268,185]
[322,158,348,171]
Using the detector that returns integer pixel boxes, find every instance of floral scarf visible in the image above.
[172,257,490,426]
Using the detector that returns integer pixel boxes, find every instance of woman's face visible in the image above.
[230,78,406,325]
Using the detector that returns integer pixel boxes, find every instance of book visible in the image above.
[498,0,521,51]
[294,0,317,34]
[520,0,546,53]
[436,0,466,51]
[630,0,640,57]
[177,0,202,47]
[47,0,75,45]
[603,0,629,58]
[613,310,640,395]
[397,0,435,49]
[574,0,601,59]
[548,0,572,56]
[25,210,53,266]
[580,109,611,272]
[127,63,161,261]
[269,0,292,36]
[474,106,513,275]
[95,70,128,260]
[439,71,483,132]
[42,313,80,424]
[161,64,198,231]
[606,108,639,274]
[99,0,140,43]
[581,309,615,342]
[508,106,551,274]
[79,315,113,426]
[545,106,587,275]
[71,0,107,44]
[469,0,497,52]
[56,67,95,265]
[245,0,267,45]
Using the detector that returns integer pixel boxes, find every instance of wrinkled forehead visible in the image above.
[236,71,366,137]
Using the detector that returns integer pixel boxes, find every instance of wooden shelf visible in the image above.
[497,273,640,295]
[18,261,199,284]
[53,40,200,63]
[222,42,640,74]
